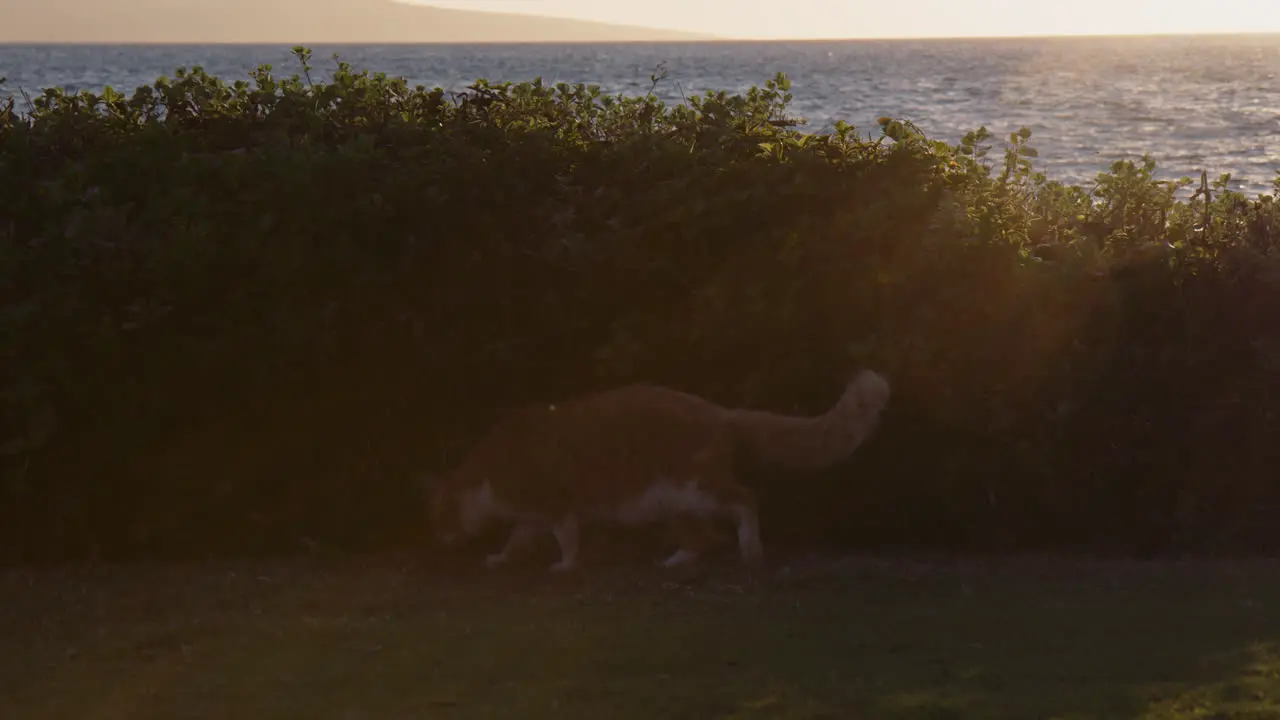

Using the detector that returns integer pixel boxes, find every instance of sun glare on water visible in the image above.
[407,0,1280,40]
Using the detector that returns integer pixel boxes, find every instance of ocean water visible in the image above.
[4,35,1280,195]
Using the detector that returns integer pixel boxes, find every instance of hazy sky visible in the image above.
[407,0,1280,39]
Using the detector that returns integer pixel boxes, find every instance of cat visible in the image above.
[426,369,891,572]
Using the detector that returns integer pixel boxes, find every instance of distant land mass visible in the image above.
[0,0,718,43]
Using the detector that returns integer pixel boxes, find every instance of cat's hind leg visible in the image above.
[659,514,717,568]
[716,483,763,565]
[549,514,580,573]
[485,522,542,568]
[667,476,760,567]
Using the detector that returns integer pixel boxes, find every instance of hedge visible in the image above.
[2,48,1279,563]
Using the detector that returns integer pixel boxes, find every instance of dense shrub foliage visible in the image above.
[3,48,1280,563]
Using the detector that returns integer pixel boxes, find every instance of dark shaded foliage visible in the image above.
[3,49,1280,563]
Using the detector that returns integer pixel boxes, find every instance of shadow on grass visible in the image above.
[3,554,1280,719]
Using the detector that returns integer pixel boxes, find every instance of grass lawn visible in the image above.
[4,551,1280,719]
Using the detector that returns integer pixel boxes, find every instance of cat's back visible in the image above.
[463,385,729,463]
[558,383,727,424]
[453,384,735,512]
[549,384,735,481]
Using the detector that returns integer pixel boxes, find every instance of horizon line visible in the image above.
[4,31,1280,45]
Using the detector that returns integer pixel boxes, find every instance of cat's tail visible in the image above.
[724,369,890,473]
